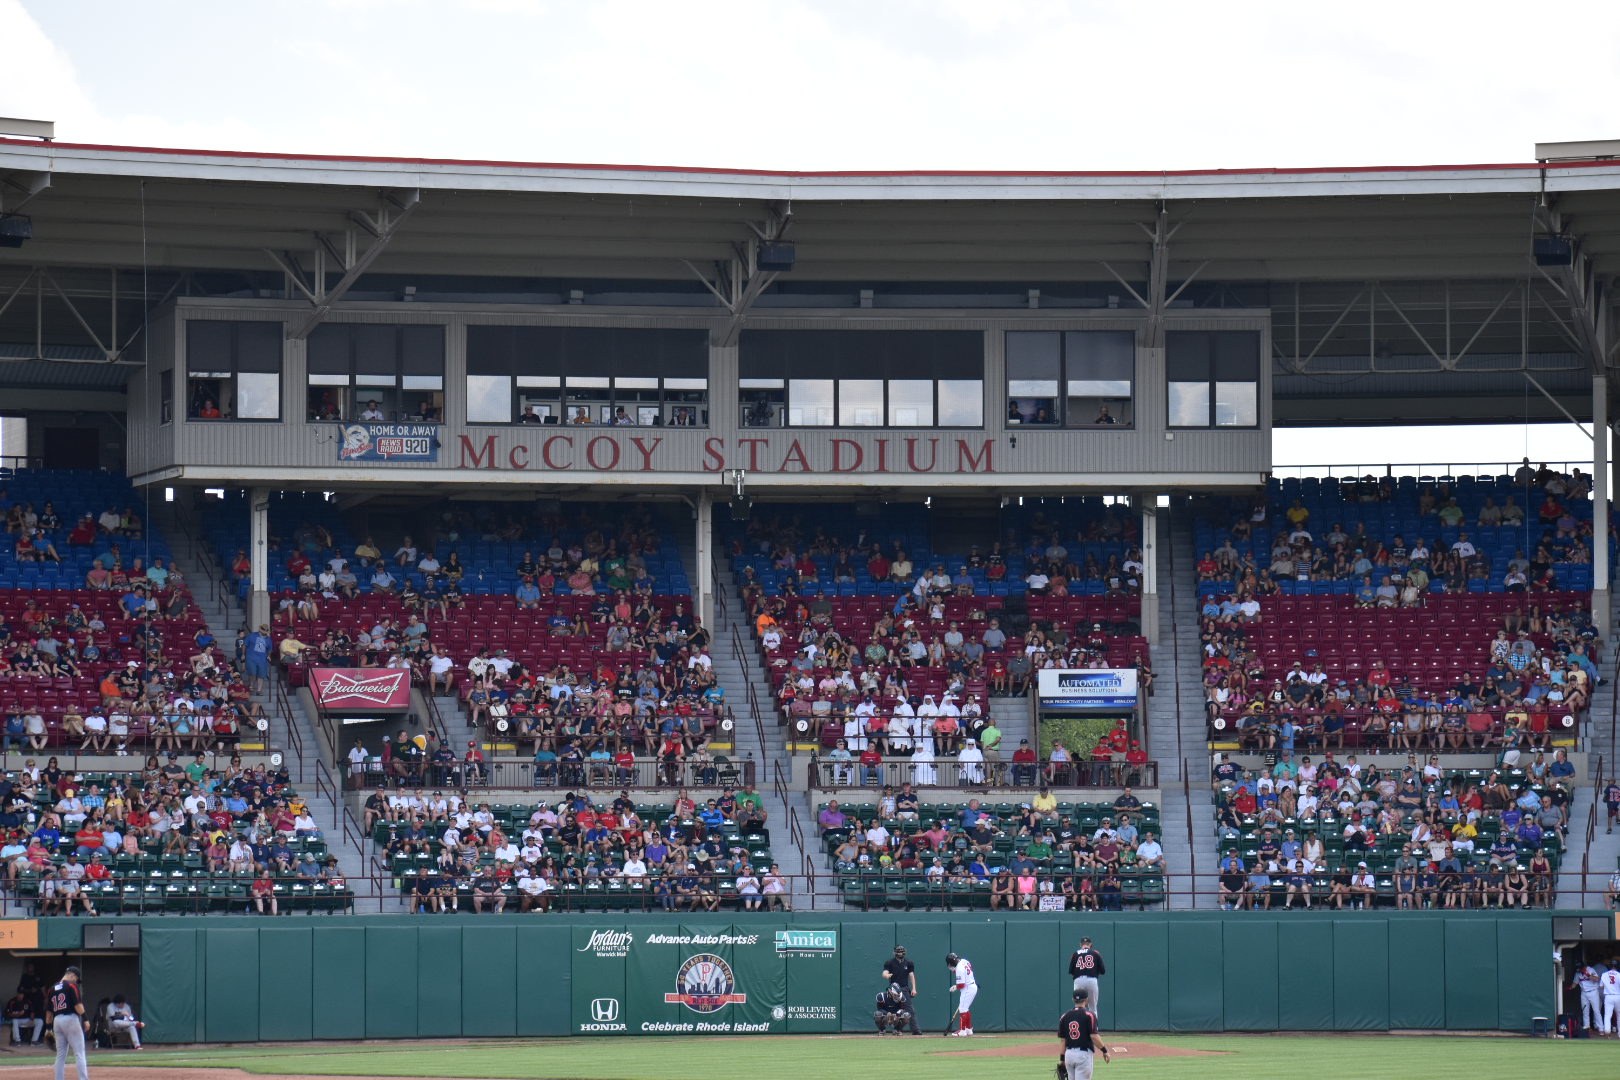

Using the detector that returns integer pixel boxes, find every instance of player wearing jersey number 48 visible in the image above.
[945,952,977,1036]
[1068,936,1107,1016]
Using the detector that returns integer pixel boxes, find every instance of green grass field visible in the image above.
[105,1033,1616,1080]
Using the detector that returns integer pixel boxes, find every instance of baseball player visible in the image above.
[1067,936,1107,1015]
[874,984,913,1035]
[47,965,88,1080]
[1574,959,1605,1034]
[1056,988,1111,1080]
[883,945,922,1034]
[945,951,977,1036]
[1602,960,1620,1036]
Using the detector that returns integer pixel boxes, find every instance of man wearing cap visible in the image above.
[47,965,88,1080]
[1067,936,1108,1018]
[1012,739,1039,786]
[882,945,922,1034]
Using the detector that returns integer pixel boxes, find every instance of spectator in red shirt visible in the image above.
[859,745,883,786]
[1011,739,1038,785]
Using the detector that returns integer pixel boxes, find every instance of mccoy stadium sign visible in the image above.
[456,434,997,474]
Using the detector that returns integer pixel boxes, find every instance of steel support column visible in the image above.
[696,489,715,636]
[249,487,270,632]
[1139,495,1160,645]
[1594,375,1610,632]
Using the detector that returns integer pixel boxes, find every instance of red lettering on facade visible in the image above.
[458,435,498,470]
[586,436,621,470]
[702,438,726,472]
[830,439,863,472]
[905,437,939,472]
[954,439,994,473]
[874,438,890,473]
[738,438,769,471]
[630,437,664,472]
[779,440,811,472]
[542,436,574,470]
[508,445,530,470]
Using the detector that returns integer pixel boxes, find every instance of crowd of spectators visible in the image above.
[819,786,1165,910]
[1210,749,1574,910]
[377,784,786,913]
[0,751,336,916]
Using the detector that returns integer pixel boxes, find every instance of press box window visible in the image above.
[738,330,983,428]
[307,324,445,422]
[1006,330,1135,427]
[1166,330,1260,428]
[465,326,708,425]
[185,320,282,421]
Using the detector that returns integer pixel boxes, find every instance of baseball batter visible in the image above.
[1574,960,1604,1033]
[946,952,977,1036]
[1056,988,1111,1080]
[1602,961,1620,1036]
[1067,936,1107,1015]
[48,965,88,1080]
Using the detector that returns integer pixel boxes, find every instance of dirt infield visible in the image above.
[940,1040,1223,1059]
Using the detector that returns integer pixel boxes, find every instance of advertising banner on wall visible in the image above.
[571,924,841,1035]
[337,423,439,462]
[310,668,412,711]
[1037,668,1139,711]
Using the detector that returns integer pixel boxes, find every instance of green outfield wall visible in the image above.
[24,911,1580,1042]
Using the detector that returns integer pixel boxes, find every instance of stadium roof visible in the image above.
[1,137,1617,420]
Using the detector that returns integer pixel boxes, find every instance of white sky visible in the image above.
[2,2,1615,469]
[6,0,1620,171]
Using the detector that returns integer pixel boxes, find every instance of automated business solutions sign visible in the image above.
[309,668,412,712]
[571,924,840,1035]
[1037,668,1139,711]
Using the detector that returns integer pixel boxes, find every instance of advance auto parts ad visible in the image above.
[570,925,840,1034]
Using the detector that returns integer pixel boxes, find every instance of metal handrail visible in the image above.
[1182,756,1194,907]
[1268,460,1596,481]
[271,669,305,783]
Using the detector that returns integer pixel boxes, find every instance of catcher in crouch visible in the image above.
[874,984,913,1034]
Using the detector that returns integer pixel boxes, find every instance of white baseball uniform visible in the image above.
[1601,968,1620,1035]
[953,957,977,1015]
[1576,964,1603,1030]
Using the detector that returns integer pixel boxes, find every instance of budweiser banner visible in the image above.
[310,668,412,711]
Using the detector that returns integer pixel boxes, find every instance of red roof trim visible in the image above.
[1,137,1616,179]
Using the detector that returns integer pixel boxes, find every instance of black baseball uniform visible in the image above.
[49,977,88,1080]
[874,988,912,1033]
[1068,942,1106,1012]
[883,951,921,1034]
[1057,1005,1108,1080]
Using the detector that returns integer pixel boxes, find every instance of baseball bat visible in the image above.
[943,990,959,1037]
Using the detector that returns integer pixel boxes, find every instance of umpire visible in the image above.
[883,945,922,1034]
[1068,936,1107,1015]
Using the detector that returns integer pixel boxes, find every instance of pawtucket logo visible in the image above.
[312,668,411,708]
[665,954,747,1014]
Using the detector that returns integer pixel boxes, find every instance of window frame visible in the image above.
[1005,329,1137,428]
[307,323,446,424]
[1165,330,1262,429]
[464,326,710,426]
[184,319,284,423]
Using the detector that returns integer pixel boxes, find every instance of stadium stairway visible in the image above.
[689,533,820,911]
[1152,497,1216,909]
[1555,604,1619,907]
[150,498,380,900]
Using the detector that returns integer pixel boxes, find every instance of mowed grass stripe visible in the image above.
[108,1033,1615,1080]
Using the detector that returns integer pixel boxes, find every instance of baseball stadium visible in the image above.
[0,112,1619,1080]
